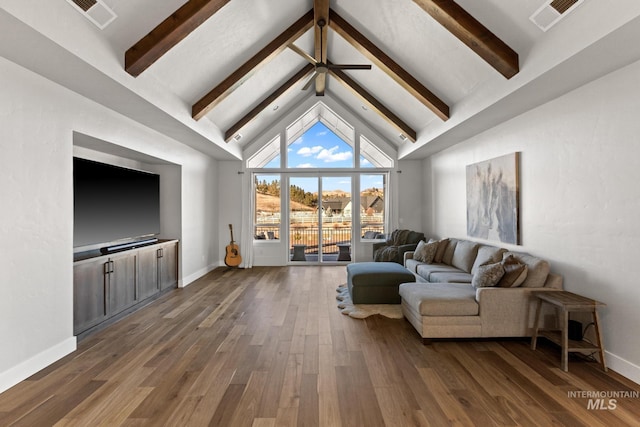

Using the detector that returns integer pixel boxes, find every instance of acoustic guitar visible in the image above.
[225,224,242,267]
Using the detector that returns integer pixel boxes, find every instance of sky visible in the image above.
[262,122,383,193]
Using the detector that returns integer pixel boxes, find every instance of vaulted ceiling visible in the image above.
[3,1,640,160]
[124,0,519,145]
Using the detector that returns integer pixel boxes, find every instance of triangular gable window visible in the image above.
[247,102,392,170]
[360,135,393,168]
[247,134,280,169]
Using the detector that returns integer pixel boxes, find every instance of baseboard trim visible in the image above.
[606,351,640,385]
[180,262,220,288]
[0,336,77,394]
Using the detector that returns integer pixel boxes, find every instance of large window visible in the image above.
[248,102,393,259]
[361,174,386,239]
[247,135,280,169]
[254,174,281,240]
[360,135,393,168]
[287,122,354,168]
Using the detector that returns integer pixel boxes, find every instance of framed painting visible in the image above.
[466,152,520,244]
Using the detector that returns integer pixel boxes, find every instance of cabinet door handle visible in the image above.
[110,260,115,273]
[104,262,110,275]
[158,248,163,258]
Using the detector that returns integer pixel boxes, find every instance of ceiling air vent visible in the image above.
[530,0,584,32]
[66,0,117,30]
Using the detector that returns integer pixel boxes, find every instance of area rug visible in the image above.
[335,284,403,319]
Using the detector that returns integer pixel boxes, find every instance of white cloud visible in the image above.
[317,145,353,162]
[361,158,371,165]
[292,137,304,145]
[297,145,323,157]
[316,130,328,136]
[297,163,315,168]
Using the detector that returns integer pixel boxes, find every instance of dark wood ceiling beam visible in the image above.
[329,9,449,121]
[329,65,417,142]
[192,10,314,120]
[224,64,315,142]
[313,0,330,95]
[125,0,233,77]
[411,0,519,79]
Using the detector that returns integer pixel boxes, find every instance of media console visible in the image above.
[73,239,179,339]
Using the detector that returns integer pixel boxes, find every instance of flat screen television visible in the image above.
[74,157,160,249]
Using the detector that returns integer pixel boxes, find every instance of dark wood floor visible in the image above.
[1,266,639,426]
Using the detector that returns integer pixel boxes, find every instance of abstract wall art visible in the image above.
[466,153,520,244]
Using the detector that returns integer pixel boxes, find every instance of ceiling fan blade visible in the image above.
[327,64,372,70]
[288,44,316,65]
[302,72,318,91]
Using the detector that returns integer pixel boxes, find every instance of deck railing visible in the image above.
[255,224,384,254]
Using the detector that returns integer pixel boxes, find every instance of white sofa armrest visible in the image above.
[404,251,415,265]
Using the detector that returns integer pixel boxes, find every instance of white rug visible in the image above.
[335,284,403,319]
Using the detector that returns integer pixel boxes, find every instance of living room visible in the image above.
[2,0,640,424]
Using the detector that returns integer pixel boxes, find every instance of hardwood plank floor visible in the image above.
[1,266,639,426]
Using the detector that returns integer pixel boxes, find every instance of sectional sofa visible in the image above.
[398,238,563,341]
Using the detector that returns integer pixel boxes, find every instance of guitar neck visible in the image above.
[229,224,235,243]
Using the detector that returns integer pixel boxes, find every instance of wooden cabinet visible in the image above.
[74,240,179,336]
[137,247,159,301]
[158,242,178,291]
[137,241,179,298]
[107,252,138,316]
[73,259,108,334]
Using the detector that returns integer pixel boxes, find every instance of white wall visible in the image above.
[217,161,245,266]
[0,56,218,392]
[396,160,424,232]
[423,58,640,384]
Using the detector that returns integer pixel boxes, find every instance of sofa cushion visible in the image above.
[405,258,421,274]
[503,251,550,288]
[497,254,528,288]
[451,241,480,273]
[434,238,450,263]
[416,263,461,281]
[471,245,507,275]
[471,262,505,289]
[442,239,458,265]
[428,272,473,284]
[399,282,479,316]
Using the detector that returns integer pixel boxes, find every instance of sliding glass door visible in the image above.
[288,176,352,263]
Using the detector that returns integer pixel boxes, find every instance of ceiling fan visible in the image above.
[288,18,371,95]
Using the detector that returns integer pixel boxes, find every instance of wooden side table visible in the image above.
[530,291,607,372]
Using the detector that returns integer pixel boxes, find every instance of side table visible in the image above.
[291,244,307,261]
[337,243,351,261]
[531,290,607,372]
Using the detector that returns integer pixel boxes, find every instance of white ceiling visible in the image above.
[2,0,640,160]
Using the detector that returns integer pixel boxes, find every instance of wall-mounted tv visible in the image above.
[74,157,160,249]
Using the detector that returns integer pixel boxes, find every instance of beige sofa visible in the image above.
[398,238,563,341]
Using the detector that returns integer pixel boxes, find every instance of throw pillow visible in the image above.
[472,262,505,289]
[434,238,450,263]
[413,240,426,262]
[497,254,528,288]
[414,240,438,263]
